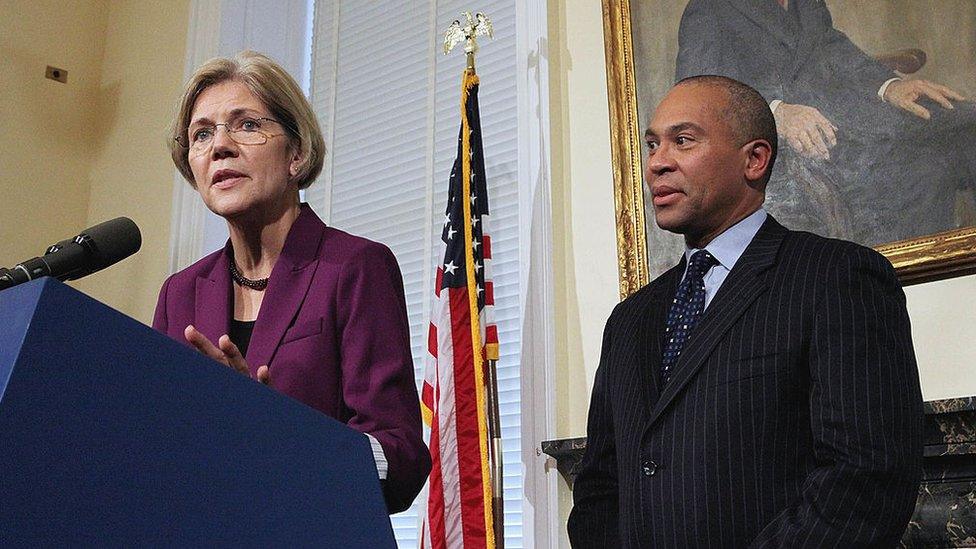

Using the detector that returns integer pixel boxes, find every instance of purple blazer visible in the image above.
[152,204,430,512]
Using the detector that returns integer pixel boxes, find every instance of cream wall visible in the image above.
[548,0,618,545]
[73,0,190,323]
[549,0,618,435]
[905,275,976,401]
[0,0,107,268]
[2,0,190,324]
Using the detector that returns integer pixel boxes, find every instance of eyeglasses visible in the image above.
[175,117,291,154]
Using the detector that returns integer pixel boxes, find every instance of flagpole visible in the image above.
[466,38,506,549]
[444,11,503,549]
[485,357,504,548]
[465,43,506,549]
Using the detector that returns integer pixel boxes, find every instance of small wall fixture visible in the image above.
[45,66,67,84]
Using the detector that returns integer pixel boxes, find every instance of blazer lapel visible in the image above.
[244,205,324,373]
[726,0,798,50]
[194,248,232,347]
[646,217,788,427]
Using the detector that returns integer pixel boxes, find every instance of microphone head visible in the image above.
[81,217,142,270]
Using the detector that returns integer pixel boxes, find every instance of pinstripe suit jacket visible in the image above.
[568,216,923,548]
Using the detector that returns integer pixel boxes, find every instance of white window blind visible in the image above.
[307,2,523,547]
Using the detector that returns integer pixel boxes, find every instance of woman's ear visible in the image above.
[289,150,302,178]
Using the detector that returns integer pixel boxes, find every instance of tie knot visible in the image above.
[687,250,717,278]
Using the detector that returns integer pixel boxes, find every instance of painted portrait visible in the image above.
[607,0,976,286]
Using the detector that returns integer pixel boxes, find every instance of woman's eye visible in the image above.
[240,119,261,131]
[193,128,213,142]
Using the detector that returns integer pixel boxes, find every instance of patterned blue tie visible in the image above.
[661,250,717,385]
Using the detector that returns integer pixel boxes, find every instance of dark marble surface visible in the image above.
[925,403,976,451]
[925,397,976,415]
[540,437,586,488]
[925,442,976,458]
[540,436,586,456]
[923,454,976,482]
[901,481,976,548]
[544,397,976,547]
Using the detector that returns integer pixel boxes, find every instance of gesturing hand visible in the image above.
[774,103,838,161]
[184,325,271,384]
[883,79,966,120]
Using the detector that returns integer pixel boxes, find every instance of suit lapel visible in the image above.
[194,248,231,347]
[244,205,324,373]
[726,0,798,50]
[646,217,788,427]
[636,265,683,409]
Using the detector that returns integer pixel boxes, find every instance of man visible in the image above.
[568,76,923,547]
[675,0,976,245]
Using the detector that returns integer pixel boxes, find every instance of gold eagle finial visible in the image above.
[443,12,494,70]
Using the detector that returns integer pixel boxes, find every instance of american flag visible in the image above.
[420,69,500,549]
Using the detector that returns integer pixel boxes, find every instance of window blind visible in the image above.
[307,1,523,546]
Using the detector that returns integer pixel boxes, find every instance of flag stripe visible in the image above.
[422,67,500,549]
[448,288,486,547]
[434,294,462,546]
[427,394,447,549]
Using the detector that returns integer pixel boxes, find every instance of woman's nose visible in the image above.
[210,125,239,158]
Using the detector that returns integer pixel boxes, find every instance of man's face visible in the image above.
[644,83,762,246]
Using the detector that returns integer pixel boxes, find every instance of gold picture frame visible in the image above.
[602,0,976,298]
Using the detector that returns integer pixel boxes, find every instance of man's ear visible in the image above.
[743,139,773,184]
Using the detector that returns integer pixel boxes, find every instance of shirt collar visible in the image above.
[684,208,767,272]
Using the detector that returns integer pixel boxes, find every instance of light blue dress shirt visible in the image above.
[681,208,767,310]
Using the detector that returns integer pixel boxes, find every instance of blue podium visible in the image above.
[0,278,395,547]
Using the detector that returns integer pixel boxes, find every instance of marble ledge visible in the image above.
[925,396,976,414]
[925,442,976,458]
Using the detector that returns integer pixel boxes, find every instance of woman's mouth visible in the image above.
[211,169,247,189]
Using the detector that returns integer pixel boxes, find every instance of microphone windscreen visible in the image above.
[82,217,142,266]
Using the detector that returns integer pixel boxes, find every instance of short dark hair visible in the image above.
[676,75,778,183]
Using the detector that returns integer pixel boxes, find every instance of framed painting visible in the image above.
[602,0,976,297]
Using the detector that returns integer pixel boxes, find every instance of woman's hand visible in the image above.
[184,325,271,384]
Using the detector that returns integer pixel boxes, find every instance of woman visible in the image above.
[153,50,430,513]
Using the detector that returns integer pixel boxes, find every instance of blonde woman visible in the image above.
[153,51,429,513]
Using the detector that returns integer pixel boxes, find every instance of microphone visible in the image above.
[0,217,142,291]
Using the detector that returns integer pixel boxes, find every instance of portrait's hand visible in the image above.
[774,103,838,161]
[184,325,271,384]
[884,79,966,119]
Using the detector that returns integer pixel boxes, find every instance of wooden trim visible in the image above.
[602,0,649,298]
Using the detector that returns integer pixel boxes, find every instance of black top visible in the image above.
[229,319,256,357]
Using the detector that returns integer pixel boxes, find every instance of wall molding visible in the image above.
[515,0,557,546]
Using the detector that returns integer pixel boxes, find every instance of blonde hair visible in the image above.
[169,50,325,189]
